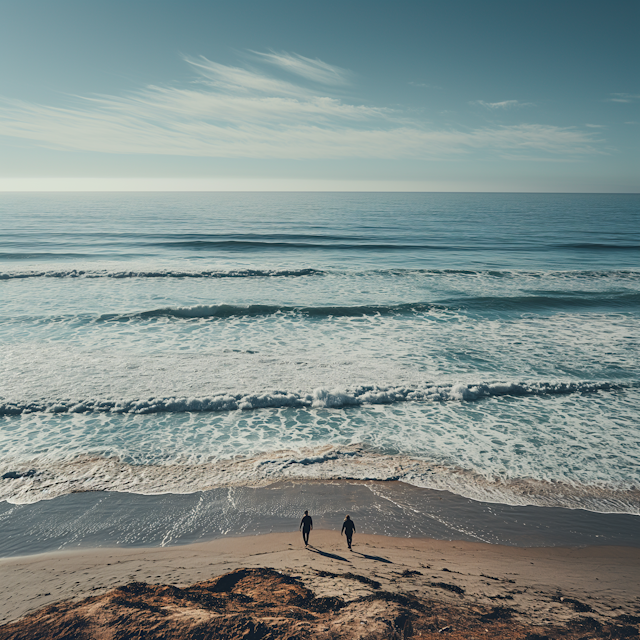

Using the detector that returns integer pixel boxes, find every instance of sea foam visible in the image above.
[2,446,640,515]
[0,380,634,416]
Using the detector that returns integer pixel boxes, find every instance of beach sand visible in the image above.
[1,530,639,638]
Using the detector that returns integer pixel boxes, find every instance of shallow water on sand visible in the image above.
[1,481,639,557]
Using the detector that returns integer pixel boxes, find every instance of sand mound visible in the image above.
[2,566,639,640]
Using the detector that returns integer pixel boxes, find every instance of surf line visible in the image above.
[1,381,635,416]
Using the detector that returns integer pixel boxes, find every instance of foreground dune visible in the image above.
[1,531,639,639]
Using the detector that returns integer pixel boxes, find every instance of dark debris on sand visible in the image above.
[1,567,639,640]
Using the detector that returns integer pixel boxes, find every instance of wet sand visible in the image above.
[2,480,640,557]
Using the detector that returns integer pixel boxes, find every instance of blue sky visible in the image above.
[0,0,638,191]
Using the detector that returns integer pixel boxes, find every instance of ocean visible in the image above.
[1,192,639,552]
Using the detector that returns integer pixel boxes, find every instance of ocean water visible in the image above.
[1,192,639,517]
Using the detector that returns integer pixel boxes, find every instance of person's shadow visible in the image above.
[307,546,350,562]
[351,551,394,564]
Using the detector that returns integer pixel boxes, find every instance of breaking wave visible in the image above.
[2,446,640,513]
[1,380,635,416]
[98,303,439,321]
[1,267,639,280]
[0,268,324,280]
[92,293,640,321]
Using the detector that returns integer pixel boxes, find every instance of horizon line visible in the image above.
[1,191,639,194]
[0,177,638,194]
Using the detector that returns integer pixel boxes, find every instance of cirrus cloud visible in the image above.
[473,99,535,109]
[249,50,351,85]
[606,93,640,103]
[0,53,599,160]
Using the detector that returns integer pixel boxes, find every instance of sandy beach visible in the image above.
[1,530,639,638]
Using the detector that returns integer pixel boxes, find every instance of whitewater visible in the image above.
[1,192,639,517]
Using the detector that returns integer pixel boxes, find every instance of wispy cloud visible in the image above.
[585,123,606,128]
[250,50,350,85]
[0,53,599,160]
[409,82,443,89]
[606,93,640,103]
[474,99,535,109]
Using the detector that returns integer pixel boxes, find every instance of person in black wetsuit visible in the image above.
[300,510,313,546]
[341,514,356,550]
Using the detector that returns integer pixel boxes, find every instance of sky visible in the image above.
[0,0,638,192]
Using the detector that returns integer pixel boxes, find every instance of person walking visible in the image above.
[341,514,356,550]
[300,510,313,547]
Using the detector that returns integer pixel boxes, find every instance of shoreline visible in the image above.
[1,480,640,558]
[1,530,639,632]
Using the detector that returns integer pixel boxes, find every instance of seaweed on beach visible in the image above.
[480,605,515,621]
[429,581,465,595]
[553,594,595,613]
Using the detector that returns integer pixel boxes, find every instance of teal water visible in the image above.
[1,193,639,513]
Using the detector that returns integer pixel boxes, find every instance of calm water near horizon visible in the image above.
[1,192,639,550]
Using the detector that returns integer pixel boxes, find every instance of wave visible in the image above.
[5,292,638,328]
[456,292,640,311]
[93,293,640,322]
[557,243,640,250]
[98,302,441,321]
[374,268,640,279]
[0,268,324,280]
[0,253,103,261]
[1,380,636,416]
[2,267,639,281]
[145,239,442,251]
[131,236,640,252]
[3,240,638,262]
[2,447,639,514]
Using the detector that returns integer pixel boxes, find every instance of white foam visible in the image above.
[1,380,632,416]
[2,446,639,515]
[2,387,640,514]
[0,267,324,280]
